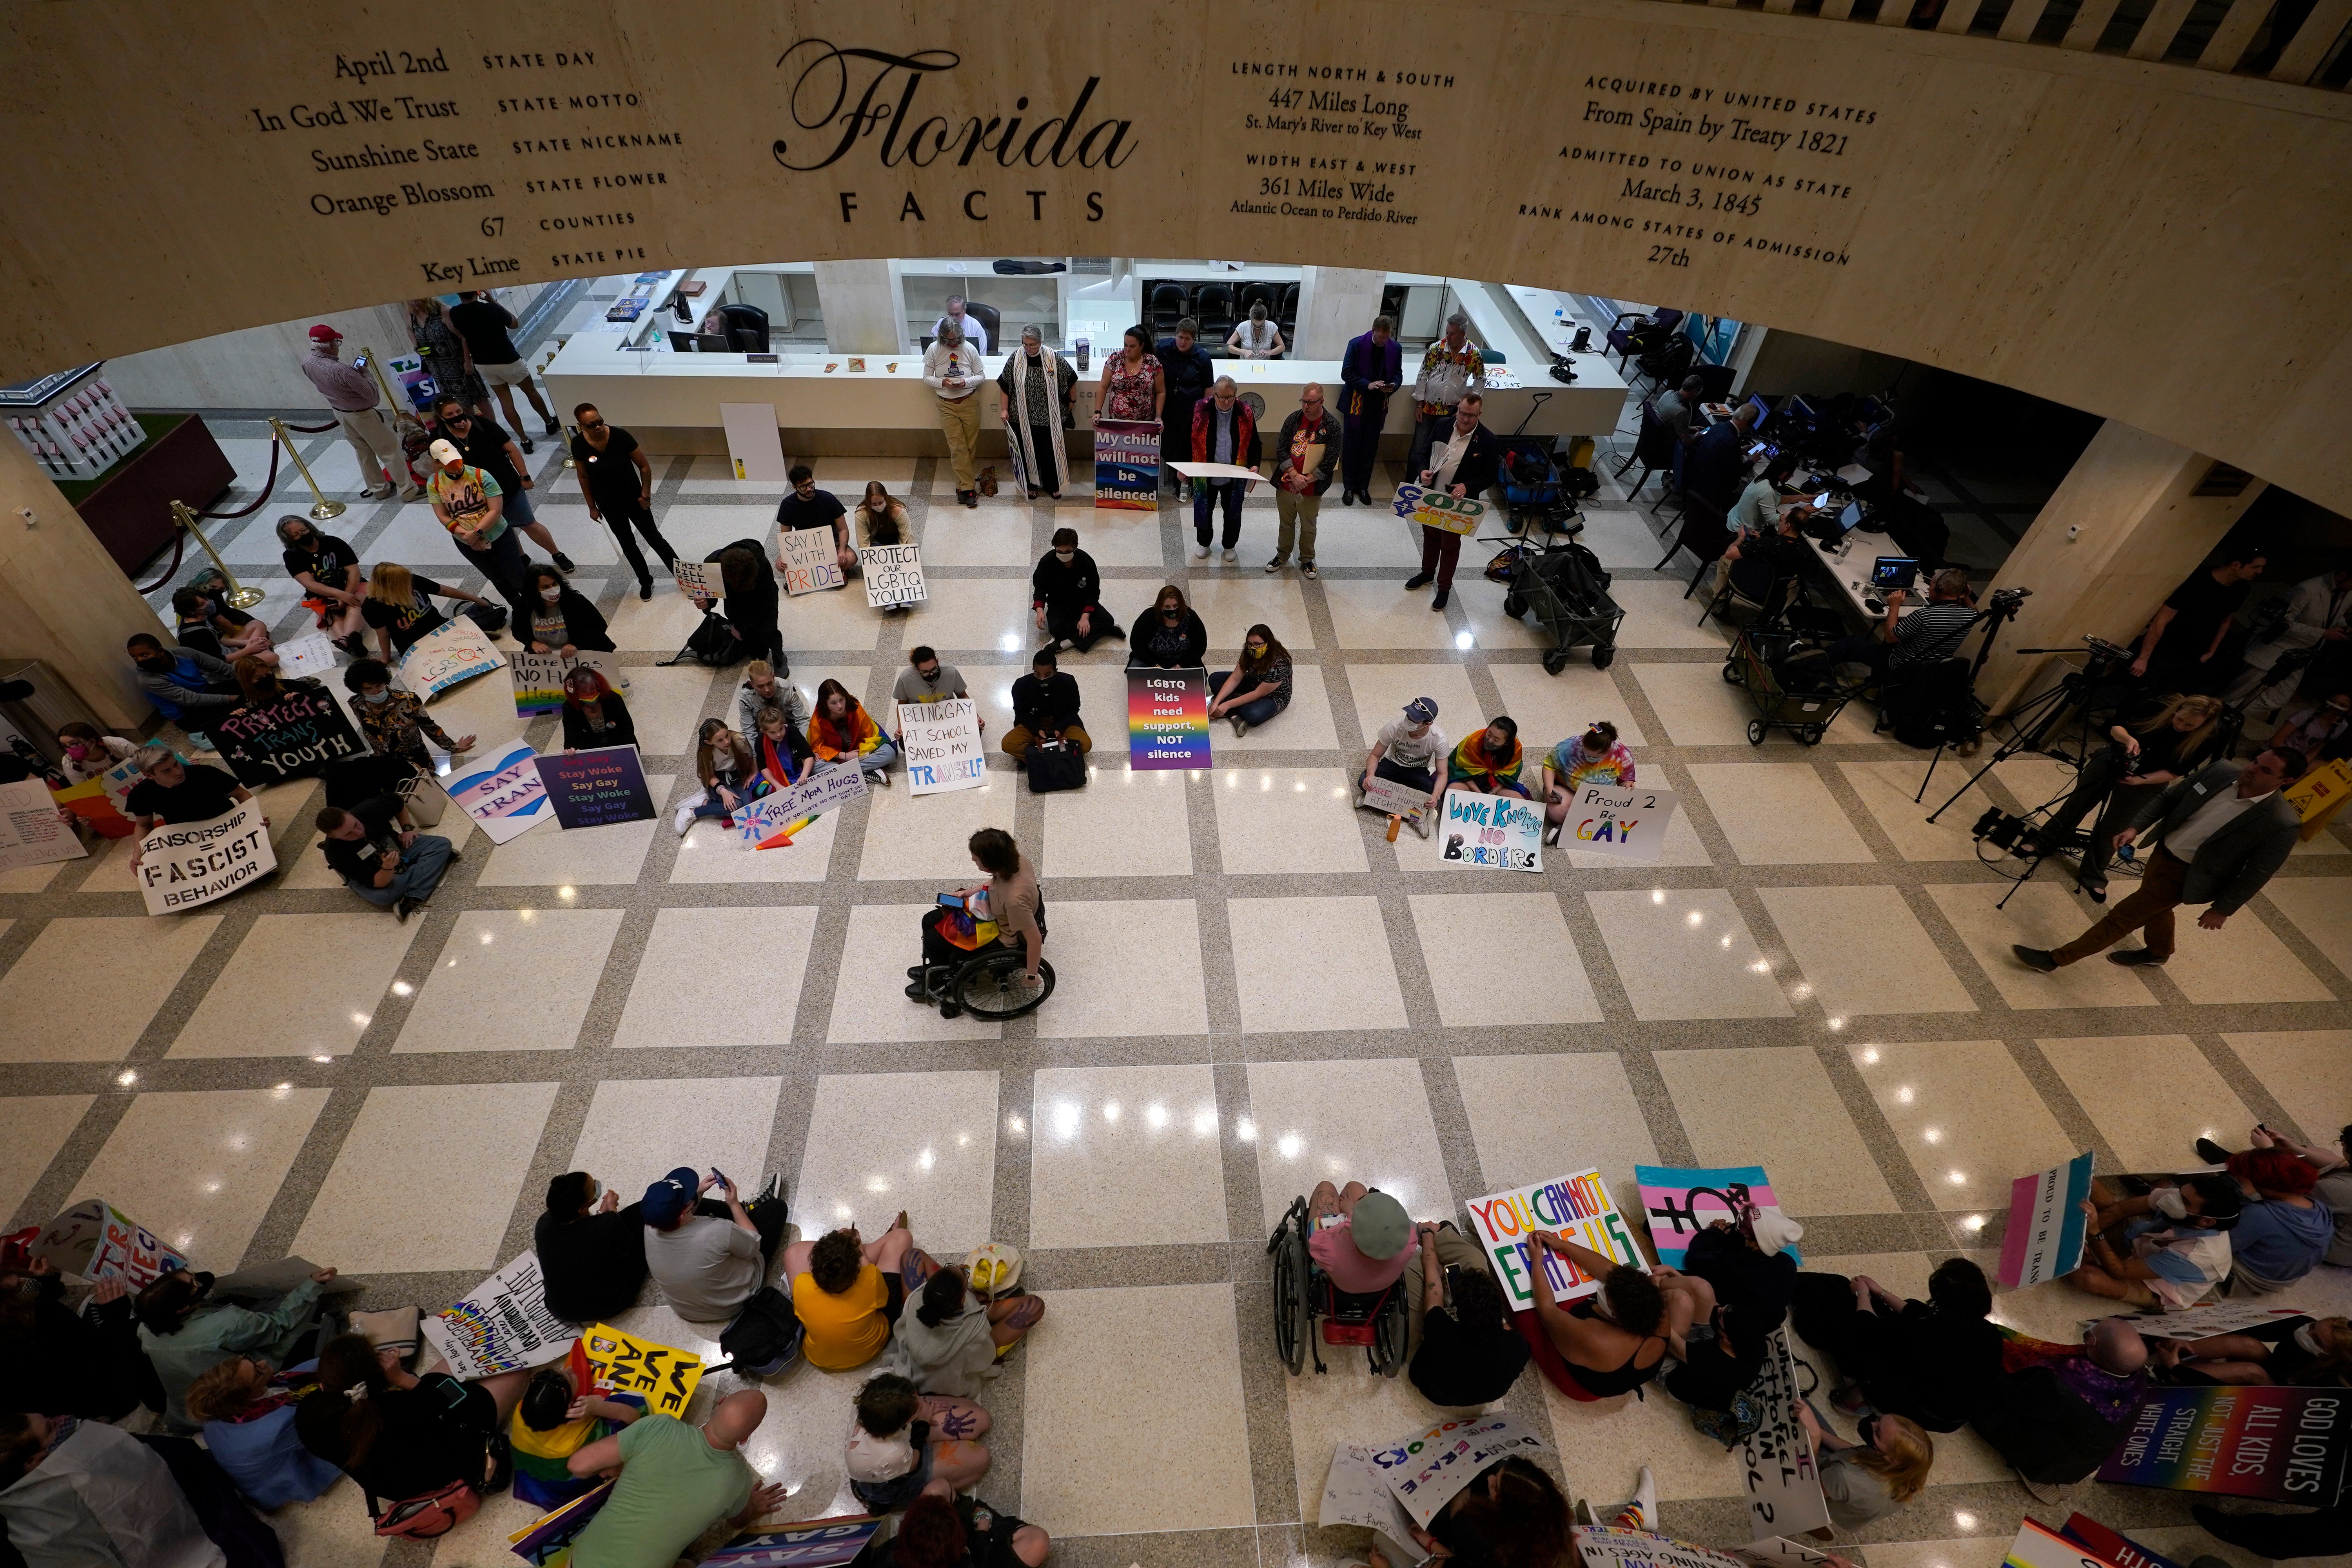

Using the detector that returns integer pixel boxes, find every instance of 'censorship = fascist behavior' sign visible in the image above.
[2098,1386,2351,1503]
[1437,787,1543,872]
[779,525,845,595]
[739,761,868,847]
[447,741,549,844]
[1565,782,1679,861]
[1127,668,1210,770]
[420,1250,577,1379]
[213,686,364,786]
[1464,1168,1644,1313]
[539,744,657,829]
[899,698,987,795]
[858,542,927,607]
[510,647,620,717]
[1999,1149,2094,1288]
[1393,482,1485,535]
[138,799,275,914]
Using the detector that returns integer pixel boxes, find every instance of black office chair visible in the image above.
[959,301,1003,355]
[1378,283,1410,325]
[1237,281,1281,322]
[1615,400,1678,504]
[1695,364,1738,403]
[1632,335,1693,397]
[1276,282,1299,341]
[1657,490,1734,595]
[1195,283,1237,340]
[1149,282,1189,333]
[715,303,769,353]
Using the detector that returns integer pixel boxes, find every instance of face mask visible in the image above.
[362,690,391,705]
[2152,1188,2190,1220]
[1055,551,1074,563]
[2294,1321,2326,1356]
[64,742,90,760]
[1857,1415,1880,1448]
[541,587,563,601]
[1247,645,1267,658]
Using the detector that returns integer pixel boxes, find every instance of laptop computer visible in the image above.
[1871,555,1918,591]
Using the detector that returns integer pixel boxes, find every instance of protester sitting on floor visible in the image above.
[55,722,136,786]
[561,668,638,752]
[891,1263,1044,1398]
[1407,1220,1530,1408]
[875,1490,1051,1568]
[229,657,322,715]
[1032,527,1120,652]
[846,1373,992,1513]
[785,1217,934,1372]
[562,1388,782,1568]
[127,635,243,746]
[750,705,818,797]
[125,747,258,866]
[894,646,981,732]
[811,679,898,788]
[1003,648,1090,758]
[185,1354,345,1508]
[524,564,616,654]
[0,1409,232,1568]
[363,562,495,662]
[1127,584,1210,670]
[1657,1215,1801,1423]
[0,1249,158,1422]
[535,1171,648,1324]
[1524,1229,1700,1399]
[1794,1403,1933,1530]
[1307,1183,1419,1295]
[277,514,370,652]
[510,1356,643,1508]
[2213,1147,2333,1292]
[1449,716,1532,798]
[1973,1317,2151,1500]
[1541,720,1635,838]
[1362,696,1447,837]
[138,1264,334,1433]
[2198,1122,2352,1265]
[676,717,760,835]
[1376,1452,1569,1568]
[908,828,1045,1006]
[2028,693,2226,901]
[2271,693,2350,761]
[1205,624,1294,739]
[1789,1258,2000,1432]
[2151,1315,2352,1386]
[316,795,457,921]
[641,1166,788,1325]
[2064,1174,2242,1310]
[736,659,805,733]
[172,584,274,666]
[345,658,474,773]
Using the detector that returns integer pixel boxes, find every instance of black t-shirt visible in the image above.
[1408,1296,1532,1407]
[1011,672,1081,732]
[2161,571,2248,664]
[295,1371,494,1502]
[775,489,846,536]
[360,579,451,652]
[125,764,242,824]
[283,532,359,589]
[447,415,523,491]
[319,794,402,884]
[446,298,520,365]
[570,426,644,503]
[534,1205,650,1323]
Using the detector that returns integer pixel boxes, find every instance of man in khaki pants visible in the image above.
[296,324,422,501]
[1266,383,1340,581]
[925,321,984,509]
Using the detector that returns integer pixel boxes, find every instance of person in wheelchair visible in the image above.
[907,828,1045,1007]
[2027,693,2225,902]
[1307,1182,1418,1294]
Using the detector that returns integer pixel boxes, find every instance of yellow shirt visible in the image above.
[793,1264,890,1370]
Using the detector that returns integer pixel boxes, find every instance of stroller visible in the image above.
[1487,530,1623,673]
[1495,392,1583,536]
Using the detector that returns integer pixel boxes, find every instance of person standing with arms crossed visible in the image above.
[569,403,680,600]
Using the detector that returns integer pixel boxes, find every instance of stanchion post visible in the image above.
[267,416,344,521]
[170,501,265,610]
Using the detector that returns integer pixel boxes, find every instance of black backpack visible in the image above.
[680,612,746,668]
[1025,740,1087,793]
[716,1286,802,1377]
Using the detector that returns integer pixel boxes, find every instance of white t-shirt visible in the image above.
[1377,715,1448,771]
[2161,786,2272,862]
[1428,425,1476,490]
[844,1419,918,1482]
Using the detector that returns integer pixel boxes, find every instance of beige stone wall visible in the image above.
[0,2,2344,508]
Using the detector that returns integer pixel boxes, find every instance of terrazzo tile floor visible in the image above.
[6,421,2350,1568]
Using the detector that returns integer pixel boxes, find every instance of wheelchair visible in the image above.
[1266,1194,1411,1376]
[910,946,1056,1021]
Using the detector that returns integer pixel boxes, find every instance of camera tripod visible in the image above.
[1916,628,2126,822]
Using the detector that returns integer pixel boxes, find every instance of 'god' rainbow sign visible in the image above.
[1462,1167,1646,1312]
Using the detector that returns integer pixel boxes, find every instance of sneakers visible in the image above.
[184,732,212,753]
[519,437,536,455]
[1403,572,1433,592]
[2011,944,2058,973]
[960,490,978,508]
[2107,947,2166,967]
[1301,561,1318,581]
[1264,557,1285,573]
[543,414,562,436]
[868,769,892,789]
[1193,543,1210,559]
[394,896,421,922]
[553,552,577,573]
[2194,1136,2231,1165]
[361,485,394,501]
[637,580,653,601]
[755,1171,785,1204]
[1221,548,1237,562]
[671,802,696,837]
[1412,809,1432,840]
[1231,717,1249,738]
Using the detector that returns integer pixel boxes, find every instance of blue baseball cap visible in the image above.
[1404,697,1439,723]
[642,1167,699,1227]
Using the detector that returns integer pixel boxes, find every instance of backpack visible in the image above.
[681,612,746,668]
[717,1285,803,1377]
[1025,740,1087,793]
[1688,1389,1766,1450]
[463,602,507,636]
[1561,465,1600,500]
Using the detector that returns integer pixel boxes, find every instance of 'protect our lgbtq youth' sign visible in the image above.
[1999,1149,2095,1288]
[1464,1168,1645,1312]
[2098,1386,2350,1503]
[1128,668,1210,770]
[899,699,987,795]
[137,799,276,914]
[858,543,927,608]
[1634,1165,1802,1270]
[1436,787,1542,872]
[1564,782,1680,862]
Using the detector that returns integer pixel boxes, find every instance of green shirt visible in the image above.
[570,1414,754,1568]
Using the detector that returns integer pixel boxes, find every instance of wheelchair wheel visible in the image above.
[946,951,1055,1020]
[1269,1203,1310,1376]
[1370,1281,1411,1378]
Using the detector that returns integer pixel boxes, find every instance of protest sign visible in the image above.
[701,1518,885,1568]
[2061,1513,2186,1568]
[1392,481,1486,535]
[1575,1527,1755,1568]
[1359,773,1430,818]
[2001,1518,2116,1568]
[1999,1149,2095,1287]
[539,745,657,829]
[272,630,341,682]
[1463,1168,1645,1313]
[98,754,146,812]
[51,775,134,838]
[779,526,845,595]
[1564,782,1681,862]
[0,778,83,873]
[2096,1302,2308,1337]
[858,542,927,608]
[33,1198,189,1287]
[898,699,987,795]
[1093,417,1161,510]
[136,799,275,915]
[508,1480,613,1566]
[1634,1165,1802,1269]
[1736,1539,1837,1568]
[509,648,621,717]
[739,762,867,847]
[1740,1329,1829,1538]
[672,558,719,597]
[583,1322,704,1418]
[1319,1441,1421,1550]
[213,685,365,786]
[447,741,550,844]
[1169,461,1266,488]
[1127,668,1211,770]
[399,618,505,699]
[420,1251,577,1379]
[1436,787,1543,872]
[2098,1386,2350,1503]
[1370,1414,1550,1528]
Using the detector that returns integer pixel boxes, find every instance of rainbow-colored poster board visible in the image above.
[1999,1149,2094,1287]
[2002,1517,2115,1568]
[1463,1167,1644,1313]
[2098,1386,2351,1503]
[1634,1164,1802,1269]
[419,1250,575,1379]
[1128,668,1210,770]
[1094,417,1161,510]
[2060,1512,2187,1568]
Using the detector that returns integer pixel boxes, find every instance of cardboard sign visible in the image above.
[136,798,275,914]
[583,1322,704,1417]
[51,775,134,839]
[1740,1328,1830,1538]
[1370,1414,1550,1528]
[1575,1527,1755,1568]
[420,1250,577,1379]
[447,741,550,844]
[2003,1517,2120,1568]
[539,744,657,829]
[509,647,621,717]
[1319,1442,1421,1543]
[898,699,987,795]
[702,1519,885,1568]
[0,778,84,873]
[1464,1168,1645,1313]
[2060,1514,2186,1568]
[1127,668,1211,770]
[2094,1302,2309,1338]
[1169,461,1266,488]
[2098,1386,2350,1503]
[213,685,365,786]
[1393,481,1486,535]
[857,543,927,608]
[1999,1149,2095,1287]
[399,617,505,700]
[1565,782,1681,862]
[1361,773,1430,817]
[1634,1164,1802,1270]
[272,630,342,682]
[779,525,845,595]
[672,557,719,597]
[739,761,867,846]
[508,1480,613,1566]
[1436,786,1543,872]
[1094,416,1161,510]
[33,1198,189,1287]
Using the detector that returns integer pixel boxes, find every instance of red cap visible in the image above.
[308,324,342,343]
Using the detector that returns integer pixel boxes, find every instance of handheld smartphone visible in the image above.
[708,1167,728,1190]
[352,352,370,372]
[936,892,965,909]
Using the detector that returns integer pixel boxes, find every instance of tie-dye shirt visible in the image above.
[1547,735,1636,791]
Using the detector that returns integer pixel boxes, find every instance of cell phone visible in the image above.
[708,1167,728,1189]
[936,892,965,909]
[352,352,370,372]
